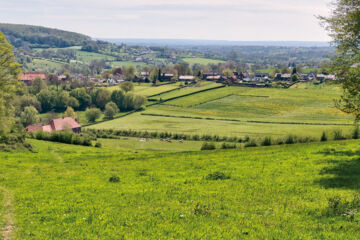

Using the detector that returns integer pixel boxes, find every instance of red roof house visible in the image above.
[20,72,46,85]
[26,117,81,133]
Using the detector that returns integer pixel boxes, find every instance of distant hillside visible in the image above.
[0,23,91,48]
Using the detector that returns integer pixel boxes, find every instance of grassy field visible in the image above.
[150,81,223,101]
[89,82,353,139]
[182,57,225,65]
[110,61,147,68]
[26,59,66,72]
[104,83,181,97]
[75,51,116,64]
[1,139,360,239]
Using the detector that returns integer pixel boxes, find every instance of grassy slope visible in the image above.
[105,83,181,97]
[1,139,360,239]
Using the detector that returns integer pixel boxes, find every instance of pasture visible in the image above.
[182,57,225,65]
[104,83,181,97]
[89,82,354,139]
[1,139,360,239]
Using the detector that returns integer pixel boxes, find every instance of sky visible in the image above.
[0,0,333,41]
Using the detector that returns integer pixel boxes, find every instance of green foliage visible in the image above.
[70,88,92,110]
[205,172,231,181]
[109,176,120,183]
[0,32,21,135]
[353,126,359,139]
[261,136,272,146]
[20,106,39,127]
[64,106,76,119]
[85,108,102,123]
[104,102,119,119]
[321,131,328,142]
[333,129,345,140]
[29,77,47,95]
[120,81,134,93]
[33,130,93,146]
[201,142,216,150]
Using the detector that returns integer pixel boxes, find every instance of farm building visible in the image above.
[26,117,81,134]
[179,75,195,81]
[20,72,46,85]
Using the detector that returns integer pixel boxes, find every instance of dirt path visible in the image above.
[0,186,14,240]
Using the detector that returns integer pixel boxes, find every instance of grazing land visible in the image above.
[89,82,353,139]
[1,139,360,239]
[182,57,225,65]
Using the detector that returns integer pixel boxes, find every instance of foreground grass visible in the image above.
[1,139,360,239]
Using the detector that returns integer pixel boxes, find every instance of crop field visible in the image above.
[182,57,225,65]
[1,139,360,239]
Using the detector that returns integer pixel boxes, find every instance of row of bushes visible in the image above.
[200,128,360,150]
[84,129,254,143]
[28,130,94,146]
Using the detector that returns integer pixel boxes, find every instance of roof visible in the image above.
[20,72,46,83]
[25,125,42,132]
[51,117,81,131]
[179,75,195,80]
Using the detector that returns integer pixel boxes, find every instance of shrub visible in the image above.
[201,142,216,150]
[109,176,120,183]
[261,137,272,146]
[245,140,257,147]
[353,126,359,139]
[95,142,102,148]
[205,171,231,180]
[85,108,102,123]
[285,135,296,144]
[333,130,346,140]
[221,143,236,149]
[321,131,328,142]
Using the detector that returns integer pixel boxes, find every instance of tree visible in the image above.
[37,89,56,112]
[124,65,136,81]
[0,32,21,135]
[47,74,61,91]
[111,90,125,110]
[85,108,102,123]
[64,106,76,119]
[120,81,134,93]
[291,74,299,82]
[321,0,360,119]
[15,95,42,115]
[104,102,119,119]
[30,77,47,95]
[70,88,91,110]
[20,106,39,127]
[223,69,234,78]
[91,89,111,110]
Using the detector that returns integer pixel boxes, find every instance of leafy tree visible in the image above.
[223,68,234,78]
[70,88,91,110]
[120,81,134,93]
[0,32,21,135]
[124,65,136,81]
[15,95,42,115]
[30,77,47,95]
[111,90,125,110]
[321,0,360,119]
[37,89,56,112]
[104,102,119,119]
[64,106,76,119]
[47,74,61,91]
[20,106,39,127]
[291,74,299,82]
[85,108,102,123]
[91,88,111,110]
[66,97,80,109]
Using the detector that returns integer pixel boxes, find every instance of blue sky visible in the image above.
[0,0,332,41]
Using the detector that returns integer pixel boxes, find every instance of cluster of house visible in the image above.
[20,70,337,87]
[25,117,81,133]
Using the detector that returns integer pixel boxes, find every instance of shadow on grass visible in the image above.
[316,149,360,190]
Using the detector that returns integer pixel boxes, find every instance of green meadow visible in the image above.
[1,139,360,239]
[182,57,225,65]
[90,82,353,138]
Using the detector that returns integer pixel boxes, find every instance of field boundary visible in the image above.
[141,113,353,126]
